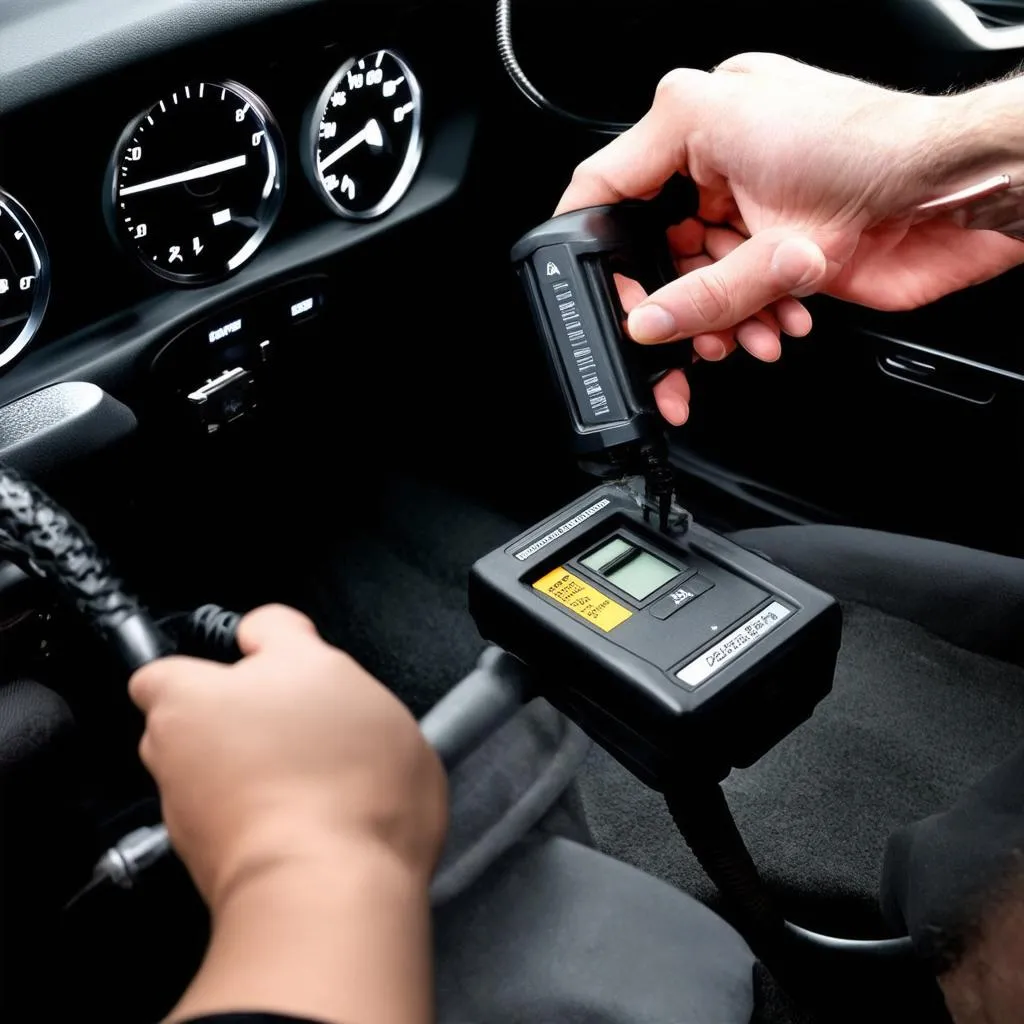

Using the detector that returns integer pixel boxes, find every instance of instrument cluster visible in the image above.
[0,47,424,366]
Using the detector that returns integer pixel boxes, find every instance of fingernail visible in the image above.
[660,394,690,426]
[629,304,677,343]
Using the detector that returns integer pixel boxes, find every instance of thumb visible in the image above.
[237,604,320,657]
[628,233,828,343]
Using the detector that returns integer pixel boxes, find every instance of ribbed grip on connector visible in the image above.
[165,604,243,663]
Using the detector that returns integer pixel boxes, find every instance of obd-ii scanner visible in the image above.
[470,201,910,962]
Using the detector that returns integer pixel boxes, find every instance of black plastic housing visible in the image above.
[470,484,842,787]
[511,205,693,461]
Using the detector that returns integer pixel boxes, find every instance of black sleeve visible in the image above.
[881,740,1024,972]
[181,1016,335,1024]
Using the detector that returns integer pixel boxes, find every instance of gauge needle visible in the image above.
[119,154,248,197]
[319,119,384,173]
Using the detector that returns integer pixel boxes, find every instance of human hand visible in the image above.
[557,53,1024,425]
[129,605,447,910]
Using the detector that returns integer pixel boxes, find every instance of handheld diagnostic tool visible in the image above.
[511,201,694,531]
[477,205,884,955]
[470,484,841,786]
[475,203,843,790]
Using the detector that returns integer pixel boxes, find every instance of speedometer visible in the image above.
[106,81,285,286]
[304,50,423,219]
[0,189,50,369]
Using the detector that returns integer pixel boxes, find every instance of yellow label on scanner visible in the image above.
[533,568,632,632]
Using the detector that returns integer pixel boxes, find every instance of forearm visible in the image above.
[169,840,434,1024]
[953,74,1024,172]
[921,75,1024,234]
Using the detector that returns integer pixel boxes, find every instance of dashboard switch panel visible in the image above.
[151,275,328,434]
[187,367,256,434]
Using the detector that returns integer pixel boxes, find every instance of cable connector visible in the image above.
[94,824,171,889]
[66,824,172,909]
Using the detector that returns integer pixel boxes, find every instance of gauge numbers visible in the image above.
[108,81,285,286]
[0,189,50,369]
[306,50,423,219]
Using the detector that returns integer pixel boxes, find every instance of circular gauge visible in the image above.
[0,189,50,369]
[107,81,285,286]
[304,49,423,219]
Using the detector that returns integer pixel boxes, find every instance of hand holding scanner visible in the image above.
[478,203,862,956]
[511,201,693,532]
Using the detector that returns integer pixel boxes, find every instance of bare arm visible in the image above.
[129,607,447,1024]
[171,840,433,1024]
[556,55,1024,425]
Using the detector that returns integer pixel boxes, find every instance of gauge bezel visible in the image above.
[0,188,51,370]
[104,80,287,288]
[303,51,424,221]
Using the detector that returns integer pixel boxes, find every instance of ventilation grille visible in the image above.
[966,0,1024,28]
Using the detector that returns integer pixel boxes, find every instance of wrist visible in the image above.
[902,81,1024,237]
[170,836,432,1024]
[934,78,1024,197]
[215,835,423,920]
[208,819,427,918]
[946,77,1024,177]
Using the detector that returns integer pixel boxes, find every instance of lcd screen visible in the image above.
[580,538,634,573]
[605,550,680,600]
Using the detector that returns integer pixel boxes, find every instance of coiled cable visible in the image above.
[496,0,631,136]
[161,604,243,663]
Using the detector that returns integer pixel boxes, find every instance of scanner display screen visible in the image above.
[581,538,679,601]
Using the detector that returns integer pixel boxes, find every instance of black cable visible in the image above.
[160,604,243,664]
[665,783,915,960]
[666,783,784,946]
[496,0,632,136]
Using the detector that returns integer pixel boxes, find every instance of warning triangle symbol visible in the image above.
[546,262,561,277]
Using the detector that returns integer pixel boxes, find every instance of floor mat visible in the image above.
[579,601,1024,934]
[280,476,1024,932]
[275,473,524,718]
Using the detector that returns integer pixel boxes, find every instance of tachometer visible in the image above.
[0,189,50,369]
[106,81,285,286]
[304,50,423,220]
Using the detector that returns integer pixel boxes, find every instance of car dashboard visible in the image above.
[0,4,497,1015]
[0,0,482,451]
[8,0,1024,1020]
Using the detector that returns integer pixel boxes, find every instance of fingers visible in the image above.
[701,228,814,337]
[735,318,782,362]
[130,605,320,715]
[693,331,734,361]
[628,231,827,343]
[653,370,691,426]
[666,218,705,257]
[555,68,708,215]
[693,315,782,363]
[129,656,224,713]
[613,272,648,314]
[237,604,320,657]
[774,297,813,338]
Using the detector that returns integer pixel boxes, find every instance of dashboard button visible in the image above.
[282,284,325,327]
[187,366,255,433]
[650,575,714,620]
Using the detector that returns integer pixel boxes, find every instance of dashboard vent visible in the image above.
[965,0,1024,27]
